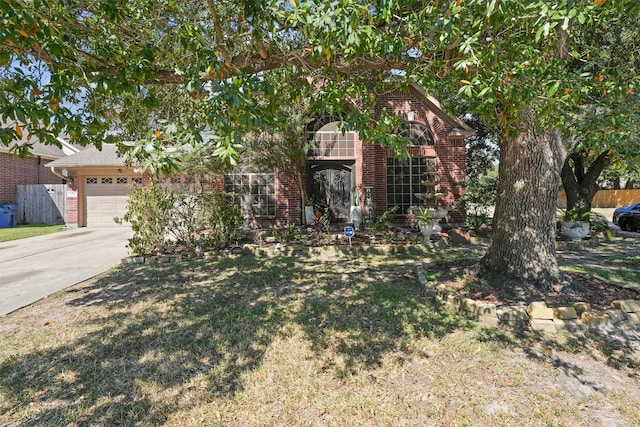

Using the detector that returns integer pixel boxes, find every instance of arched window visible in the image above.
[306,115,356,157]
[398,122,434,146]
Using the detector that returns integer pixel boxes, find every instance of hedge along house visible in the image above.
[227,83,474,227]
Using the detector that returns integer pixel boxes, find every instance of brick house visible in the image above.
[0,126,78,205]
[47,84,473,228]
[46,144,145,227]
[226,83,474,227]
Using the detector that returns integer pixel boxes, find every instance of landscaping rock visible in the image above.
[447,228,472,244]
[612,300,640,313]
[477,314,500,327]
[445,295,462,314]
[475,302,497,318]
[461,298,477,316]
[527,302,554,320]
[497,307,529,322]
[552,306,578,320]
[571,302,592,316]
[553,319,586,332]
[530,319,557,333]
[626,313,640,325]
[580,311,611,327]
[604,309,627,325]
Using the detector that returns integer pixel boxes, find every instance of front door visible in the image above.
[307,161,354,223]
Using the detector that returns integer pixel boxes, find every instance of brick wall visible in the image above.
[275,169,301,226]
[64,171,79,227]
[0,153,64,204]
[265,87,467,226]
[371,88,467,224]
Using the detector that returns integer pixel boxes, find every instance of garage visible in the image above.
[46,144,145,228]
[84,176,138,226]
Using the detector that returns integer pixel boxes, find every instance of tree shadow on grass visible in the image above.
[295,264,470,377]
[0,253,468,425]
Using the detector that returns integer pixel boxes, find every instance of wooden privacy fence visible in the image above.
[16,184,66,225]
[558,189,640,208]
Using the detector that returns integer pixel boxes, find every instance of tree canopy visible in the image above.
[2,1,637,154]
[2,0,639,290]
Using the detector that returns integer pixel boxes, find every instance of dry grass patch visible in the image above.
[1,247,640,426]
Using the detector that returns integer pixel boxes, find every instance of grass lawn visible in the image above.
[1,245,639,426]
[0,224,67,243]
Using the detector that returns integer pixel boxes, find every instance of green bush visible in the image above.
[117,183,175,256]
[118,183,241,256]
[456,171,497,229]
[369,206,398,233]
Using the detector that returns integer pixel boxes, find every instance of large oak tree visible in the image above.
[2,0,639,295]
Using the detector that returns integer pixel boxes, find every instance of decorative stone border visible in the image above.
[120,243,442,265]
[417,267,640,334]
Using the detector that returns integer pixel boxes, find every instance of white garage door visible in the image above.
[85,176,137,226]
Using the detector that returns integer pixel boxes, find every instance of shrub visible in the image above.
[117,183,175,256]
[118,183,241,256]
[369,206,398,233]
[456,171,497,229]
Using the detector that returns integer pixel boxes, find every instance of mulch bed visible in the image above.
[431,260,640,310]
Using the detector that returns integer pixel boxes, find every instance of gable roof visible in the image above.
[1,121,80,159]
[45,143,130,168]
[407,83,476,138]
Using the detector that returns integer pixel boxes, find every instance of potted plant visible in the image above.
[414,206,441,243]
[304,195,315,226]
[350,189,363,230]
[559,208,590,241]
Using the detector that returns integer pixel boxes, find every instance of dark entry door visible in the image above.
[307,162,354,223]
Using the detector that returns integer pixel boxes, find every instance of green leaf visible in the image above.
[547,81,560,97]
[578,12,586,24]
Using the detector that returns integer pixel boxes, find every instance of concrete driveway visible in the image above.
[0,227,132,317]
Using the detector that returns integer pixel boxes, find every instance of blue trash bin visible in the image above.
[0,205,13,228]
[5,204,18,226]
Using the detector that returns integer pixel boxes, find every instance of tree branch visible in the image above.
[570,151,586,183]
[206,0,231,64]
[92,50,410,85]
[583,150,611,187]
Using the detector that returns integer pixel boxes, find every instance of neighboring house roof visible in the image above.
[45,144,129,168]
[1,121,80,159]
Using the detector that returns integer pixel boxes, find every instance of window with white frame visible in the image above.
[307,121,356,157]
[398,121,435,146]
[224,173,276,216]
[386,157,437,214]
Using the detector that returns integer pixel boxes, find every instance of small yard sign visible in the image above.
[344,226,355,246]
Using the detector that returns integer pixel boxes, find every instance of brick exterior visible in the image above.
[64,171,79,227]
[275,169,302,226]
[265,87,468,226]
[53,89,468,228]
[0,152,65,204]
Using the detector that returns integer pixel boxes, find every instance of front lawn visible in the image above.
[1,245,639,426]
[0,225,67,243]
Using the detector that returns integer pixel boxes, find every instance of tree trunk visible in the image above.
[479,112,567,296]
[612,177,621,190]
[561,151,610,216]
